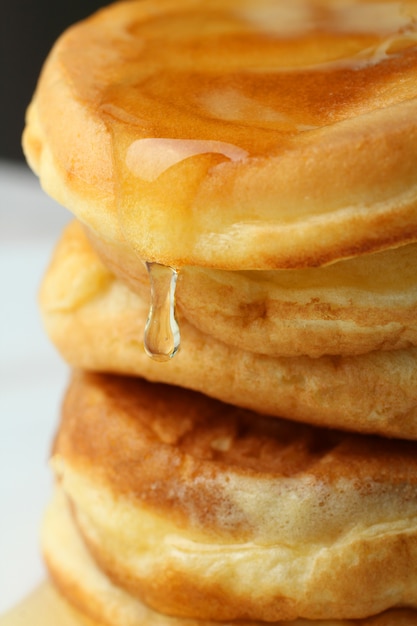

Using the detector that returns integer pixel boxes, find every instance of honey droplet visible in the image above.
[144,262,180,361]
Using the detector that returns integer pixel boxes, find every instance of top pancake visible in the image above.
[23,0,417,269]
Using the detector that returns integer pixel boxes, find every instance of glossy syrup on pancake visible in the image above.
[144,262,180,361]
[110,0,417,358]
[23,0,417,271]
[112,0,417,264]
[23,0,417,358]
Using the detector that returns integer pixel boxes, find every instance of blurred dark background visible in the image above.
[1,1,105,162]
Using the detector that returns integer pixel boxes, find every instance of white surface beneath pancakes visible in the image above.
[0,160,69,614]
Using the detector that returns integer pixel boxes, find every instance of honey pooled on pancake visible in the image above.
[23,0,417,274]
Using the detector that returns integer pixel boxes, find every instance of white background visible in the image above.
[0,160,70,613]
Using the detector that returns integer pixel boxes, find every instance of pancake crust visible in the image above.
[23,0,417,270]
[42,488,417,626]
[39,223,417,439]
[49,370,417,621]
[90,225,417,357]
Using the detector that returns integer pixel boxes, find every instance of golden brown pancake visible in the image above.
[40,489,417,626]
[91,224,417,358]
[23,0,417,272]
[39,222,417,439]
[48,370,417,622]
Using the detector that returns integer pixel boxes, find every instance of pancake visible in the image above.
[39,222,417,439]
[41,488,417,626]
[48,370,417,622]
[23,0,417,272]
[91,224,417,358]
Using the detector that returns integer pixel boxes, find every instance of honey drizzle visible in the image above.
[144,262,180,361]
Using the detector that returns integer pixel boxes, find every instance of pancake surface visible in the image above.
[41,489,417,626]
[50,370,417,622]
[23,0,417,270]
[39,223,417,439]
[91,225,417,357]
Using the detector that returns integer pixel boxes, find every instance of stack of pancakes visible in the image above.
[22,0,417,624]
